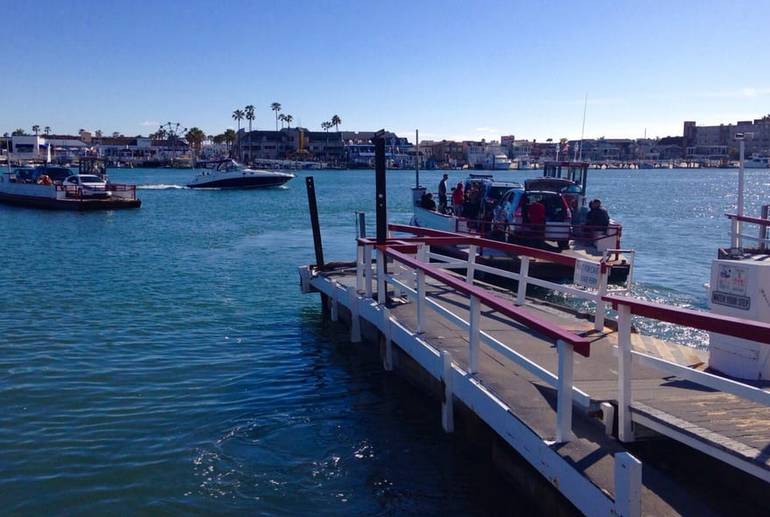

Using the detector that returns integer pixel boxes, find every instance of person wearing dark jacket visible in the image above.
[586,199,610,231]
[438,174,449,213]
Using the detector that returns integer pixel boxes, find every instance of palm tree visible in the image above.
[278,113,287,129]
[12,129,25,136]
[185,127,206,161]
[284,115,293,129]
[232,109,245,132]
[245,105,255,133]
[44,126,51,135]
[224,129,236,155]
[271,102,282,131]
[321,122,332,161]
[331,115,342,132]
[32,125,40,136]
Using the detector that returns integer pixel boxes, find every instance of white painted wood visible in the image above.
[466,244,478,284]
[594,268,608,331]
[356,245,364,292]
[383,307,393,371]
[632,411,770,484]
[330,284,339,322]
[516,256,530,305]
[617,304,634,442]
[556,340,574,442]
[416,270,426,334]
[377,251,386,305]
[601,401,615,436]
[468,295,481,374]
[347,285,361,343]
[385,275,593,409]
[441,350,454,432]
[472,261,520,281]
[630,350,770,407]
[614,452,642,517]
[364,244,373,298]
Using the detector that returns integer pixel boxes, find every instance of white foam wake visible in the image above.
[137,184,188,190]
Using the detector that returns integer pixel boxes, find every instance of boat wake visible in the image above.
[137,184,189,190]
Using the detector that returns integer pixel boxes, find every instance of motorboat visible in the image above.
[188,159,294,189]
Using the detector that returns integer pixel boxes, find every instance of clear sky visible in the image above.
[3,0,769,142]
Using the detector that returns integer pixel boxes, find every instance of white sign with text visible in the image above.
[574,259,601,289]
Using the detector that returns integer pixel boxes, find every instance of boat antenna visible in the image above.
[415,129,420,188]
[577,93,588,161]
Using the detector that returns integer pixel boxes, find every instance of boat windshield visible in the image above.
[79,175,104,184]
[217,160,241,172]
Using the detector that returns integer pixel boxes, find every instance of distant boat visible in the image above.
[744,156,770,169]
[187,159,294,189]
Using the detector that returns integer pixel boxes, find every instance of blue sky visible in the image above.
[4,0,769,141]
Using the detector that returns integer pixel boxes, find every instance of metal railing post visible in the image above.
[617,304,634,442]
[364,244,373,298]
[761,205,769,251]
[614,452,642,517]
[466,244,477,284]
[469,295,481,374]
[730,216,739,248]
[594,266,608,331]
[377,249,386,305]
[357,211,366,238]
[516,256,530,306]
[555,339,574,442]
[441,350,454,433]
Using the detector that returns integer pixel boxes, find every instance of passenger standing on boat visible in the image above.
[452,182,464,216]
[438,174,449,213]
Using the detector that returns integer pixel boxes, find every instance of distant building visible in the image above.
[683,117,770,158]
[241,128,345,163]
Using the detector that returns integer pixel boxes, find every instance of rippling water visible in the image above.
[0,166,767,513]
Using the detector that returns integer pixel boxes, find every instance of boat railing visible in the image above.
[54,183,138,201]
[414,196,622,250]
[726,208,770,249]
[603,294,770,446]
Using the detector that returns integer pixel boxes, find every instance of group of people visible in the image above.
[422,174,468,215]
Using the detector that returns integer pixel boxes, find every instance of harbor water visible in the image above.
[1,167,769,514]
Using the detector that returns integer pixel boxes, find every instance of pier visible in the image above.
[299,225,770,516]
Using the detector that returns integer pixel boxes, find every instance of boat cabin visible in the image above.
[525,161,589,213]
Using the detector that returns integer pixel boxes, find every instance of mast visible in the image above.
[577,93,588,161]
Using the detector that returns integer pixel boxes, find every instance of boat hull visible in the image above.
[0,192,141,210]
[187,175,293,189]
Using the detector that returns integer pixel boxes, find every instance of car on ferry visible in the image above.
[498,189,572,248]
[62,174,112,199]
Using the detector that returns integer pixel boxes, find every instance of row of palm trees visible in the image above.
[231,104,342,134]
[321,115,342,133]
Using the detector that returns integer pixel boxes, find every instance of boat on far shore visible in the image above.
[187,159,295,189]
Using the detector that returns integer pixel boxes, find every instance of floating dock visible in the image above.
[299,225,770,516]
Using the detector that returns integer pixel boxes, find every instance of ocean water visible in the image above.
[0,166,768,514]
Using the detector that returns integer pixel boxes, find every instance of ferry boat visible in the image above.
[188,159,294,189]
[410,162,631,282]
[0,158,141,210]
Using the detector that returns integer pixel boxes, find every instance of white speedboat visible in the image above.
[188,159,294,189]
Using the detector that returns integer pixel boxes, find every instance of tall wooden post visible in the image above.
[305,176,324,270]
[374,130,387,244]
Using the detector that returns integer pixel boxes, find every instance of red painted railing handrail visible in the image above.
[725,213,770,226]
[388,223,580,267]
[385,246,592,356]
[603,294,770,344]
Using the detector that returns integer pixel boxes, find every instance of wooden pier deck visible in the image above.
[308,262,770,516]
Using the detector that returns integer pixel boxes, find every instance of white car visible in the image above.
[62,174,112,199]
